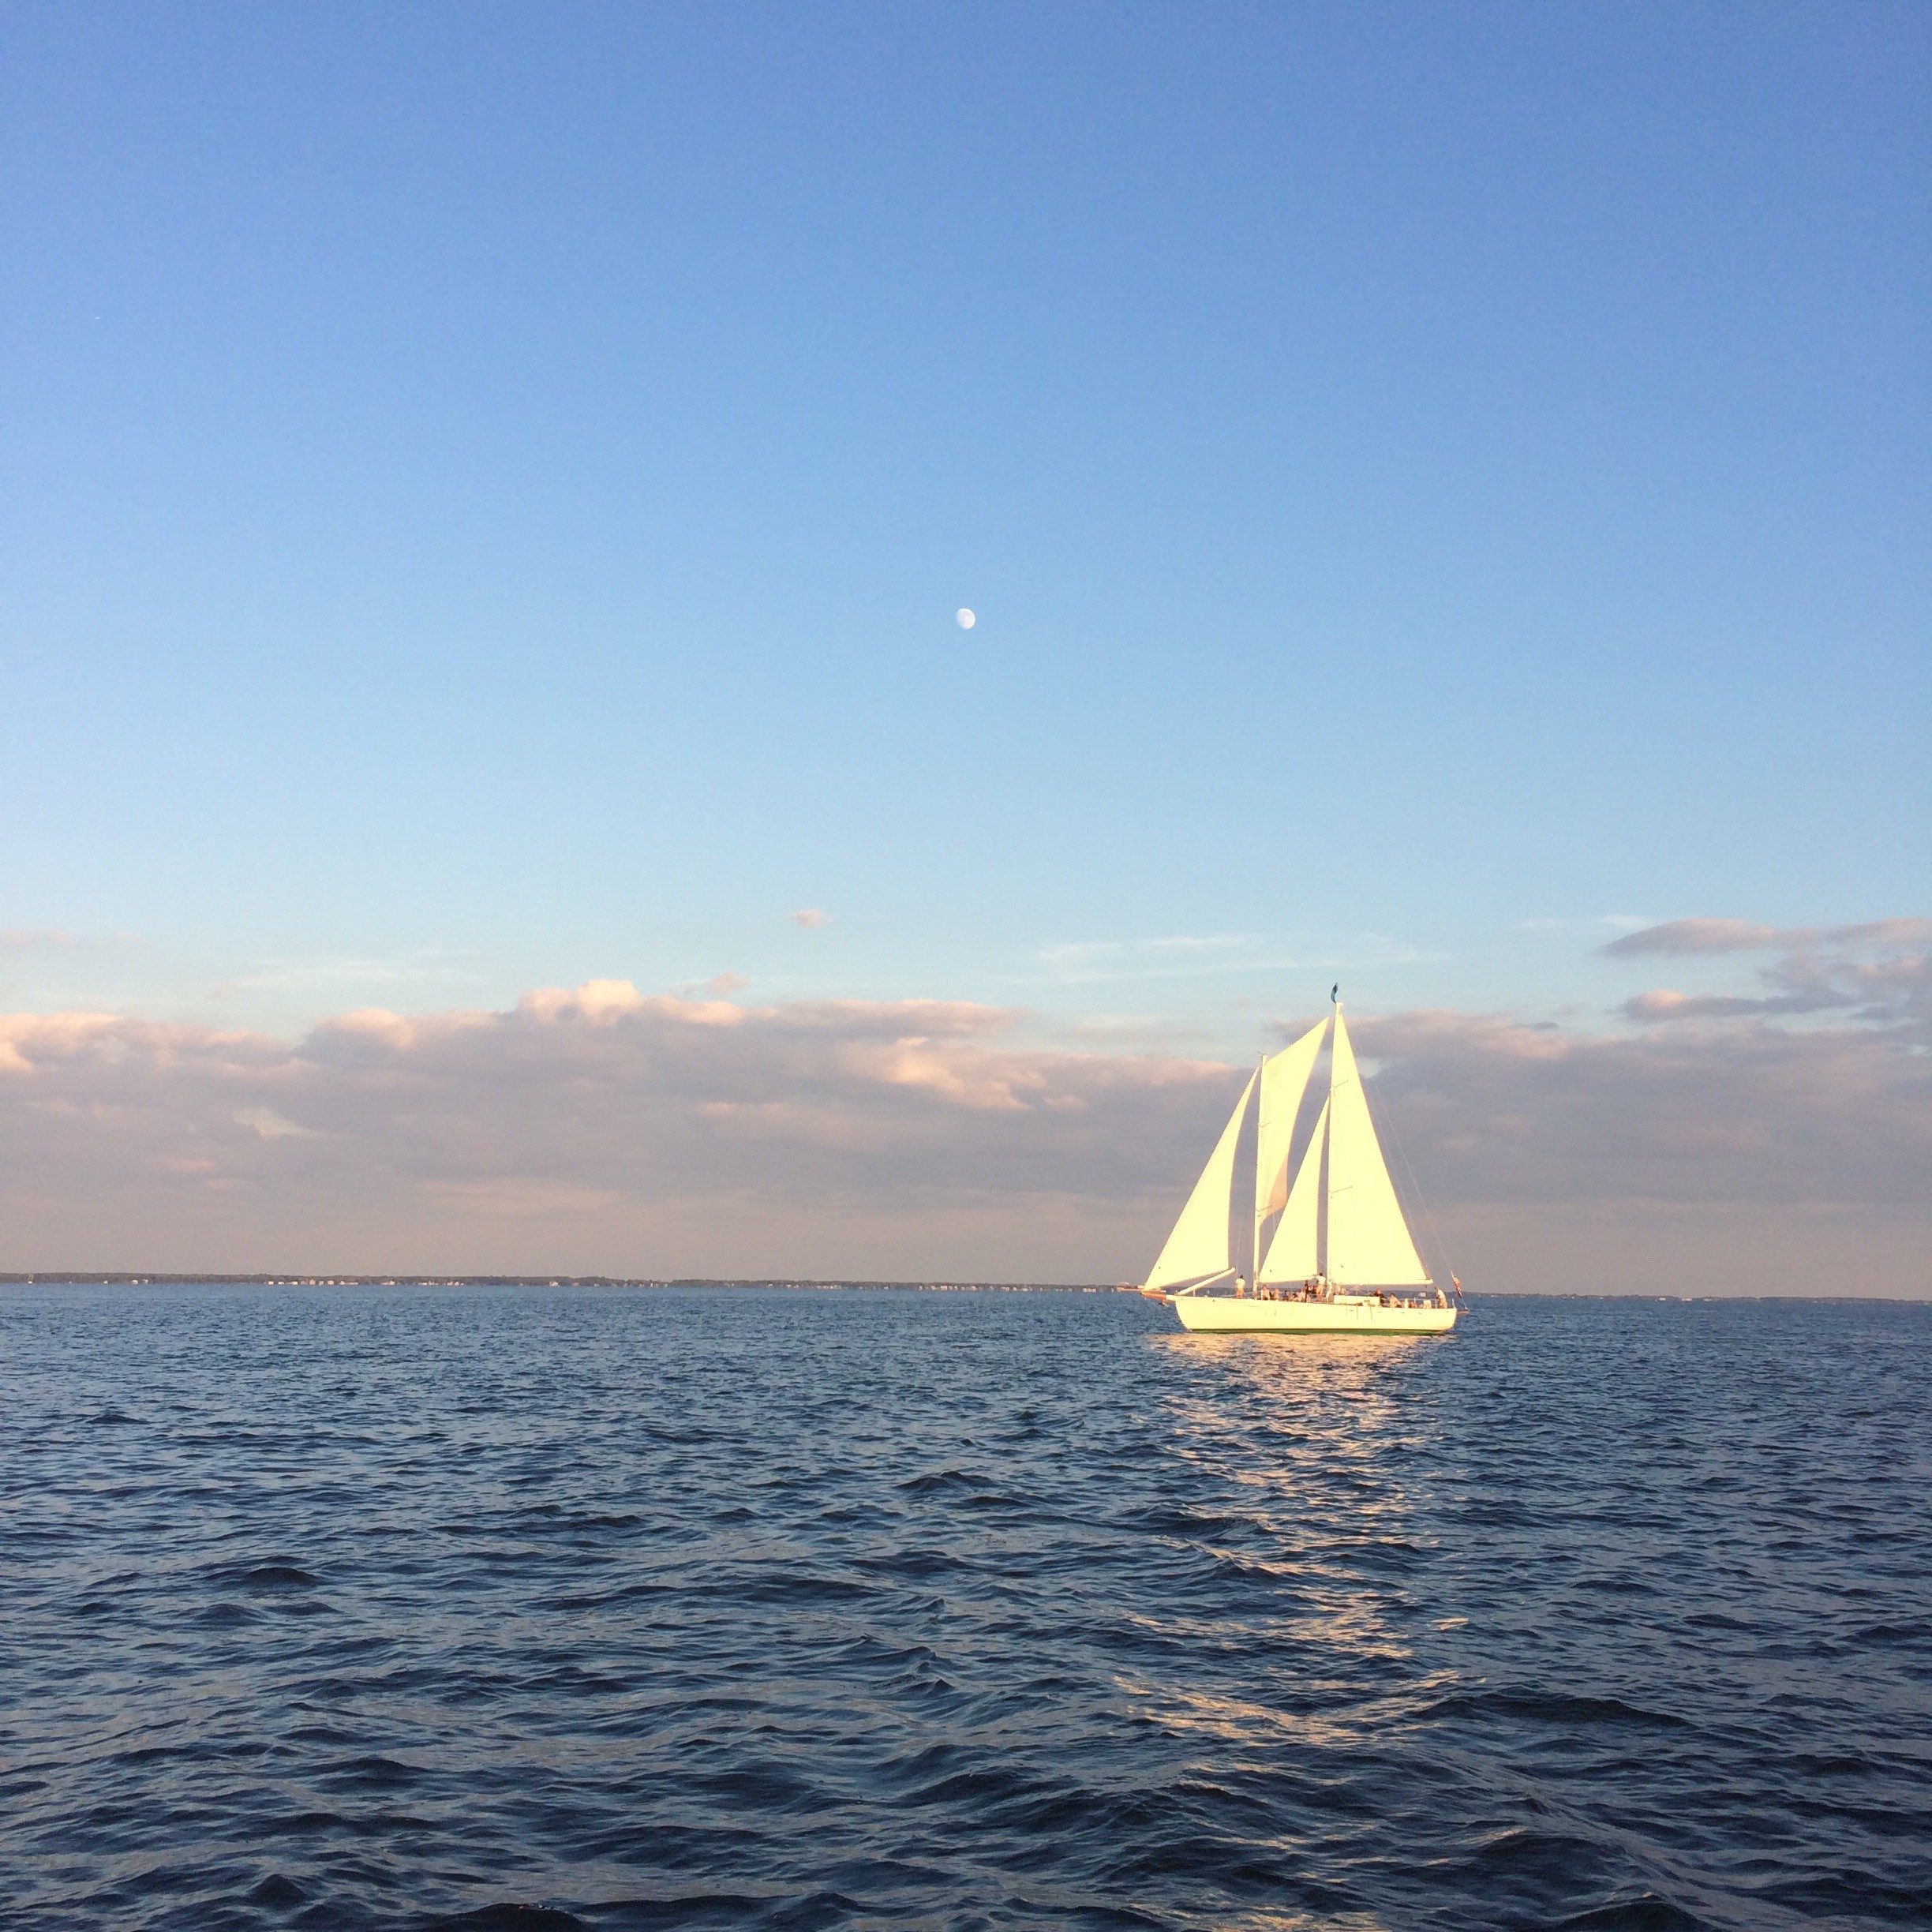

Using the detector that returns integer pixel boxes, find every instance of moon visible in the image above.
[955,608,976,630]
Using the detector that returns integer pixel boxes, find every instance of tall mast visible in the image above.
[1250,1054,1264,1288]
[1324,983,1339,1283]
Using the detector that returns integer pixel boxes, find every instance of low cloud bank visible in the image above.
[1,924,1926,1293]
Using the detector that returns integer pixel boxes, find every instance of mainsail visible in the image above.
[1324,1008,1431,1286]
[1143,1067,1258,1292]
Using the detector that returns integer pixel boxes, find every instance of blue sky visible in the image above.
[3,2,1926,1054]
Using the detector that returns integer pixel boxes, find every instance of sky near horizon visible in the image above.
[2,5,1927,1288]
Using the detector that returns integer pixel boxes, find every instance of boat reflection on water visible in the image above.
[1137,1329,1463,1762]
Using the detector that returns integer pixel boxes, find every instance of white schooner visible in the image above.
[1142,995,1458,1335]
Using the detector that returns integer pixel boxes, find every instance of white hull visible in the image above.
[1172,1295,1456,1336]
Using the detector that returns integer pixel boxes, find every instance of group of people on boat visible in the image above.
[1230,1276,1450,1309]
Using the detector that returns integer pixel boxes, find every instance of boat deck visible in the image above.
[1174,1296,1456,1335]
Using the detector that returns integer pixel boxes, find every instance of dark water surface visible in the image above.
[4,1286,1929,1932]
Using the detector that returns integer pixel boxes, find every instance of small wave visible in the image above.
[316,1754,426,1792]
[1547,1900,1710,1931]
[195,1600,259,1627]
[1420,1689,1690,1729]
[895,1466,986,1494]
[421,1908,591,1932]
[285,1722,363,1746]
[1114,1507,1245,1536]
[691,1571,879,1606]
[204,1559,321,1591]
[852,1547,966,1578]
[1757,1869,1932,1917]
[1457,1825,1617,1881]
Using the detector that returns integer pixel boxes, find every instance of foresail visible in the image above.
[1144,1068,1256,1292]
[1324,1009,1432,1286]
[1255,1018,1327,1222]
[1259,1097,1326,1282]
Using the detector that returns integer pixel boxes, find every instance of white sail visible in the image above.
[1259,1097,1327,1282]
[1144,1068,1256,1292]
[1254,1018,1327,1222]
[1325,1008,1431,1286]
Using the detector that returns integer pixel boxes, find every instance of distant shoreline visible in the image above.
[0,1272,1127,1292]
[0,1275,1925,1303]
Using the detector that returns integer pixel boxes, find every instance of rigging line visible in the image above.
[1362,1059,1463,1304]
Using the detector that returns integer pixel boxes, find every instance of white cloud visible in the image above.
[1514,915,1651,935]
[676,971,749,998]
[234,1107,319,1140]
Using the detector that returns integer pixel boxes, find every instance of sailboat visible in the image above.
[1141,995,1458,1335]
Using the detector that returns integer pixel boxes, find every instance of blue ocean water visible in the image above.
[2,1285,1928,1932]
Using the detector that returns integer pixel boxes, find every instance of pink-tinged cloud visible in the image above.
[1603,915,1931,958]
[791,908,829,929]
[1613,919,1930,1031]
[0,983,1243,1281]
[1601,919,1780,956]
[1349,1002,1930,1211]
[0,929,77,949]
[1620,990,1777,1022]
[0,939,1926,1293]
